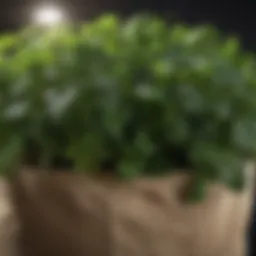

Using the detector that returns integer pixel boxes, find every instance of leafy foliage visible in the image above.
[0,14,256,197]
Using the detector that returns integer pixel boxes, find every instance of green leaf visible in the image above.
[0,136,23,176]
[187,176,207,203]
[67,132,106,172]
[118,160,143,180]
[232,117,256,154]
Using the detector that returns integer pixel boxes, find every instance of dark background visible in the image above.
[0,0,255,50]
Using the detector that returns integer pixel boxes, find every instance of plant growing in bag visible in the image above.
[1,14,256,200]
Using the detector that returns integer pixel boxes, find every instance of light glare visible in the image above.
[32,5,65,26]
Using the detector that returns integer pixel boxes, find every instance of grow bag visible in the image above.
[11,162,255,256]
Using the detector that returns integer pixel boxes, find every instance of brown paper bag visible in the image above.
[11,162,255,256]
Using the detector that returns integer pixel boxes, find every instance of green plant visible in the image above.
[1,14,256,199]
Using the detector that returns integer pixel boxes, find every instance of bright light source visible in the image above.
[32,5,66,26]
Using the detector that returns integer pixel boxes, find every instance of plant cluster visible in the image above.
[1,14,256,197]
